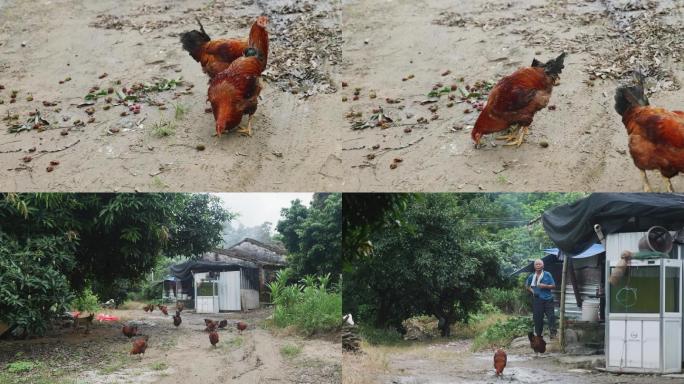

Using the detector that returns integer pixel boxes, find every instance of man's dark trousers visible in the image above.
[533,296,556,337]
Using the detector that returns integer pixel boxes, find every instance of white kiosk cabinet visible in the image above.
[606,258,681,373]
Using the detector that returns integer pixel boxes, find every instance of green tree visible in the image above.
[343,193,586,336]
[0,193,232,336]
[276,194,341,281]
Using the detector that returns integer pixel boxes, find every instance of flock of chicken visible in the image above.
[180,16,269,138]
[125,302,249,357]
[469,52,684,192]
[492,332,547,377]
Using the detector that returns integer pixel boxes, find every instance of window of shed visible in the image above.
[609,266,660,314]
[665,267,680,313]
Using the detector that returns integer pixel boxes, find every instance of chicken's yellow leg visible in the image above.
[496,125,520,142]
[504,125,529,147]
[237,115,253,137]
[662,175,675,193]
[641,170,653,192]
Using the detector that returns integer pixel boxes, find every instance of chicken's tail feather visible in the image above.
[615,72,649,116]
[247,16,269,71]
[546,52,566,76]
[180,17,211,62]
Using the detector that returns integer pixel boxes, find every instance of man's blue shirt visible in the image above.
[526,271,555,301]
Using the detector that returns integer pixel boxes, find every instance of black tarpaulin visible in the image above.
[542,193,684,254]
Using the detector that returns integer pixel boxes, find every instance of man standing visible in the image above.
[526,259,557,339]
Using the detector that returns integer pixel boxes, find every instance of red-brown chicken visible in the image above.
[205,319,218,332]
[208,16,269,137]
[158,305,169,316]
[528,332,546,354]
[615,72,684,192]
[472,53,566,147]
[209,331,219,347]
[173,311,182,327]
[181,17,248,79]
[493,348,507,376]
[237,321,247,334]
[130,335,149,358]
[122,324,138,338]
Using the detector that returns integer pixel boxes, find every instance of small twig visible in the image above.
[378,137,424,153]
[0,148,23,154]
[342,145,366,151]
[39,140,80,153]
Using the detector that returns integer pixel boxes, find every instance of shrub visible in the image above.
[268,271,342,335]
[71,286,100,313]
[482,287,530,315]
[471,316,533,351]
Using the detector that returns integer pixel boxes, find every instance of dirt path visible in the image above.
[344,339,683,384]
[75,308,341,384]
[340,0,684,192]
[0,0,343,192]
[0,307,340,383]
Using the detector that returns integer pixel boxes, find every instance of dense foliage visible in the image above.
[0,193,231,336]
[276,193,341,281]
[343,193,585,336]
[267,270,342,335]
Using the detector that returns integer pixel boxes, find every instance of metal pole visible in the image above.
[559,252,569,353]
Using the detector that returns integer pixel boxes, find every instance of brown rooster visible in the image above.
[237,321,247,334]
[130,335,149,358]
[615,72,684,192]
[158,305,169,316]
[472,53,566,147]
[122,324,138,338]
[173,311,182,328]
[208,16,269,138]
[181,17,248,79]
[205,320,218,332]
[528,332,546,355]
[218,319,228,329]
[209,331,219,347]
[493,348,507,376]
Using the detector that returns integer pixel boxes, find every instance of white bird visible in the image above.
[343,313,354,326]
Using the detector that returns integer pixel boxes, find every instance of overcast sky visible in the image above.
[215,193,313,228]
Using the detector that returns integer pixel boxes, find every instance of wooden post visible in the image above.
[559,253,569,353]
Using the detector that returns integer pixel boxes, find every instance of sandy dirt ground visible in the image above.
[0,0,344,192]
[343,339,683,384]
[0,307,341,383]
[340,0,684,192]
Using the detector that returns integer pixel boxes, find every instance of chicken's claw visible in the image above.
[237,115,254,137]
[504,125,529,147]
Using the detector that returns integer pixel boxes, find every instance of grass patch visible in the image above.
[358,324,405,346]
[174,103,188,120]
[227,336,244,349]
[151,119,175,137]
[150,177,168,190]
[268,272,342,335]
[118,300,147,310]
[151,362,168,371]
[280,344,302,359]
[6,361,38,374]
[99,353,128,374]
[471,315,533,351]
